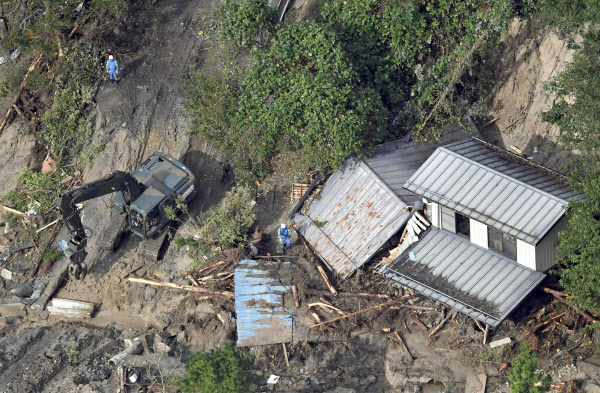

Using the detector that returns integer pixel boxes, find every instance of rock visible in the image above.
[367,375,376,384]
[0,268,13,281]
[12,282,34,298]
[325,388,356,393]
[144,286,157,301]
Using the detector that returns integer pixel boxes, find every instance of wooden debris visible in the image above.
[291,183,311,201]
[489,337,511,349]
[308,302,345,315]
[510,145,523,155]
[483,324,489,345]
[128,277,234,298]
[309,310,322,324]
[31,219,61,278]
[1,206,24,216]
[543,288,598,323]
[282,343,290,368]
[410,314,428,330]
[47,298,94,318]
[311,296,417,328]
[482,117,499,127]
[530,312,566,334]
[307,289,389,299]
[429,310,456,339]
[186,274,201,287]
[35,219,60,234]
[316,265,337,295]
[291,285,300,307]
[392,331,413,360]
[498,363,509,373]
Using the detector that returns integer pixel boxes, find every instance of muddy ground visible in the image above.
[0,1,598,392]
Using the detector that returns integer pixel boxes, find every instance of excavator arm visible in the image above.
[58,171,144,279]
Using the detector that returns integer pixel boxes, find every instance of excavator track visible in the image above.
[100,215,129,252]
[142,228,170,261]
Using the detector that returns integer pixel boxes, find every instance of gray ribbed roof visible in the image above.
[366,117,481,204]
[379,228,546,326]
[294,157,410,279]
[404,138,583,245]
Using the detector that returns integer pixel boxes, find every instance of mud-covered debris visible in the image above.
[12,282,34,298]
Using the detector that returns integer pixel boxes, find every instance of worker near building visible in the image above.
[278,223,292,253]
[105,55,119,85]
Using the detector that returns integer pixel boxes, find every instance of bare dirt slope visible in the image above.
[481,17,576,173]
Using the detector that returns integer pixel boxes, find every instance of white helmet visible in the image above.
[109,55,114,60]
[281,223,286,229]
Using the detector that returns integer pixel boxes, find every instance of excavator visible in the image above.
[58,152,197,280]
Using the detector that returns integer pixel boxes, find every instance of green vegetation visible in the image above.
[218,0,277,49]
[509,341,551,393]
[178,186,256,264]
[0,169,62,224]
[178,341,256,393]
[186,0,528,181]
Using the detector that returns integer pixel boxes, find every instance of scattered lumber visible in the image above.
[307,289,389,299]
[391,331,413,360]
[35,219,60,234]
[1,205,24,216]
[311,296,417,328]
[30,219,61,278]
[308,302,345,314]
[429,310,457,339]
[128,277,234,298]
[483,324,489,345]
[282,343,290,368]
[291,285,300,307]
[530,312,566,335]
[47,298,94,318]
[410,314,428,330]
[543,288,598,323]
[489,337,511,349]
[316,265,337,295]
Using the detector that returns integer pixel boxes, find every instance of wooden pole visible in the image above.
[282,343,290,368]
[2,205,24,216]
[316,265,337,295]
[307,289,389,299]
[128,277,234,298]
[393,331,413,360]
[311,296,417,328]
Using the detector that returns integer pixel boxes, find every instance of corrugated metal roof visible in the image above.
[294,157,411,279]
[366,117,481,204]
[404,137,583,245]
[235,260,294,347]
[379,228,546,326]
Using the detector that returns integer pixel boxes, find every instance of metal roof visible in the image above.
[294,157,411,279]
[404,137,583,245]
[235,260,294,347]
[379,228,546,326]
[366,117,481,204]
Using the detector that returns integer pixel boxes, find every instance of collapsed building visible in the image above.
[294,119,585,327]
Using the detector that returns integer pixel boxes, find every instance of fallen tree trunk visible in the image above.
[128,277,234,298]
[311,296,417,328]
[543,288,598,323]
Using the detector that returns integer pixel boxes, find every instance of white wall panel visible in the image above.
[517,239,536,270]
[470,219,488,249]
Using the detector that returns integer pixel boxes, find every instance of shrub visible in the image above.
[509,341,552,393]
[178,341,255,393]
[218,0,277,50]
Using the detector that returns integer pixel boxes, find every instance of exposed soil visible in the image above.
[0,2,598,393]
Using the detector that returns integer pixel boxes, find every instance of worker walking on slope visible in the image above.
[105,55,119,86]
[278,223,292,254]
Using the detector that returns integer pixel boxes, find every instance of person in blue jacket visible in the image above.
[278,223,292,254]
[106,55,119,85]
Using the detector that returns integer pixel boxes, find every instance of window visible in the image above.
[455,212,470,238]
[488,227,517,260]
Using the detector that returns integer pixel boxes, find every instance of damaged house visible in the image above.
[295,120,584,327]
[379,137,585,326]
